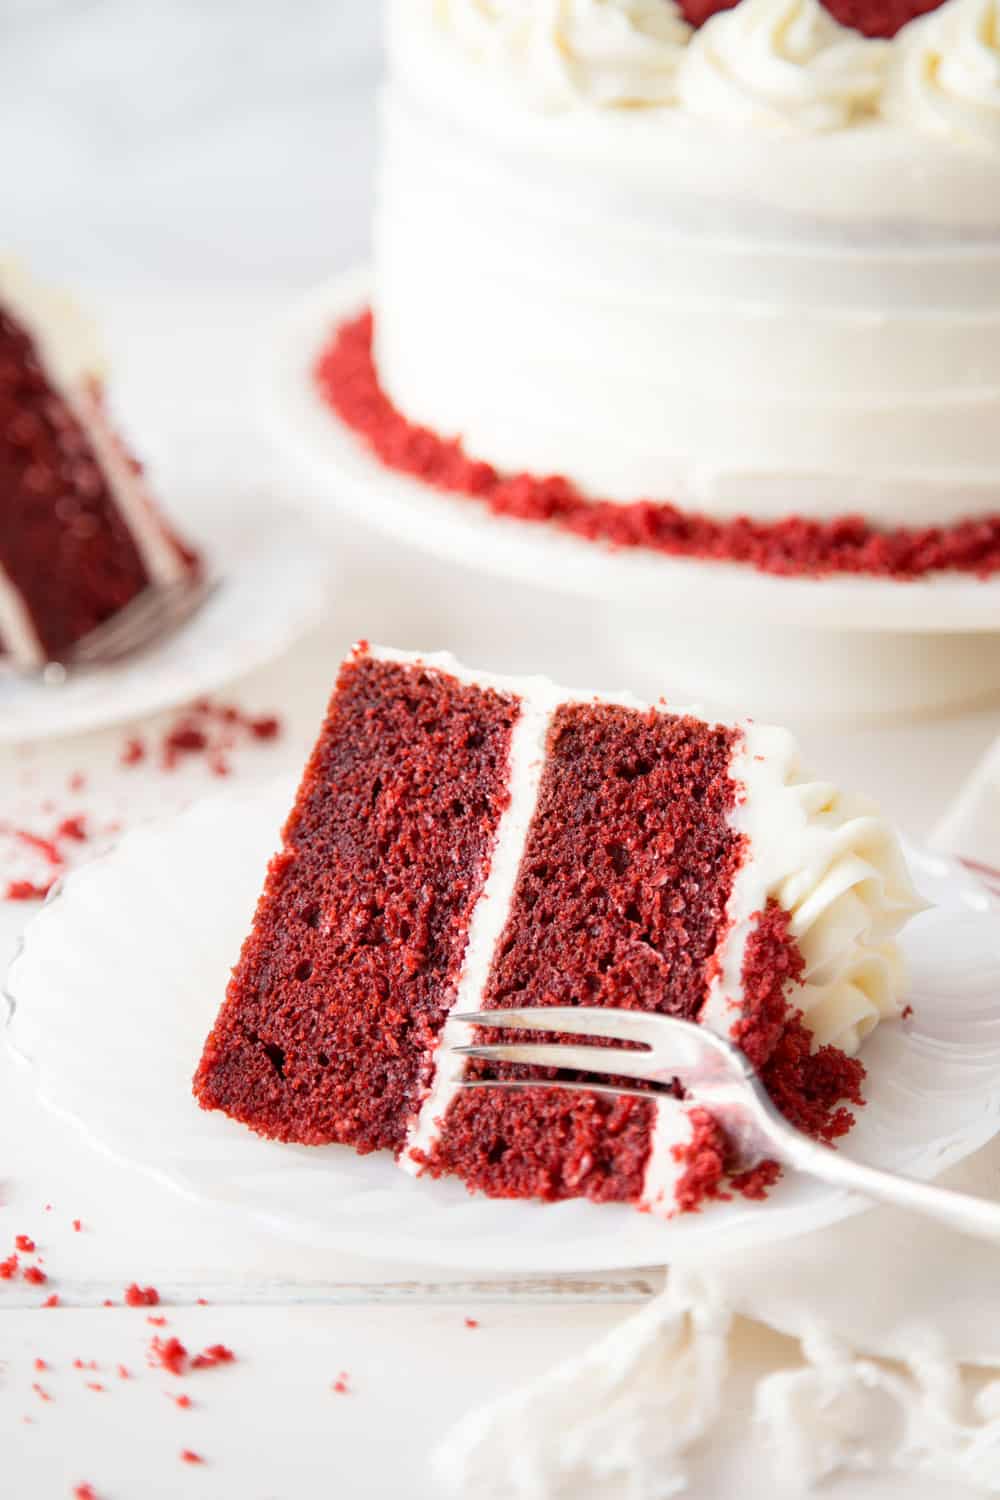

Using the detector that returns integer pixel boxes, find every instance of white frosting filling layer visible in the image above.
[364,648,920,1215]
[0,261,189,667]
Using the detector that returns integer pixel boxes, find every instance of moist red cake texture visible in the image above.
[195,647,869,1216]
[413,702,743,1203]
[0,303,198,662]
[315,312,1000,581]
[675,0,945,36]
[195,653,519,1149]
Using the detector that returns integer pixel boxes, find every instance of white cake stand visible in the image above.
[263,268,1000,722]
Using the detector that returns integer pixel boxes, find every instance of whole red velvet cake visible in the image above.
[195,644,919,1214]
[0,262,199,669]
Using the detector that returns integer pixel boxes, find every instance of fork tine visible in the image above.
[452,1007,661,1044]
[69,578,217,666]
[453,1041,662,1080]
[456,1078,657,1102]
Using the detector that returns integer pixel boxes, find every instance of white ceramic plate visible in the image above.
[6,781,1000,1273]
[263,268,1000,635]
[0,499,331,744]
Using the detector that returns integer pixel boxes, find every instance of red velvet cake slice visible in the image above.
[0,261,199,669]
[195,644,921,1215]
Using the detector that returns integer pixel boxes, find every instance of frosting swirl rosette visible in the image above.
[676,0,889,129]
[434,0,691,106]
[884,0,1000,148]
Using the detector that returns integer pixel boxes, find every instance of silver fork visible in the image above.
[453,1007,1000,1244]
[26,576,219,684]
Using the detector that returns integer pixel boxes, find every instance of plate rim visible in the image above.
[5,780,1000,1274]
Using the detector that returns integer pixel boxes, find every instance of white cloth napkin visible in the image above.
[434,766,1000,1498]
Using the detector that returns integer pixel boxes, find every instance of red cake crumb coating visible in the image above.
[0,306,198,662]
[675,0,944,34]
[316,313,1000,581]
[416,703,743,1203]
[195,654,519,1151]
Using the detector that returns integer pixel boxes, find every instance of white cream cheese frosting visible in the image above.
[423,0,1000,142]
[677,0,887,131]
[885,0,1000,147]
[372,649,921,1215]
[434,0,692,106]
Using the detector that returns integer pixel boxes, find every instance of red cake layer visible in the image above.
[413,702,744,1203]
[315,312,1000,581]
[194,653,520,1151]
[0,305,198,661]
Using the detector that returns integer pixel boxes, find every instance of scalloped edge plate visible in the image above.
[5,780,1000,1273]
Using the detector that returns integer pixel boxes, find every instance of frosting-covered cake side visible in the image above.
[374,0,1000,538]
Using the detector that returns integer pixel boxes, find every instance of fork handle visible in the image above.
[779,1127,1000,1245]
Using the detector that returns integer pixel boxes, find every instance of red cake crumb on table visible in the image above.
[16,829,66,866]
[147,1315,168,1327]
[34,1358,48,1372]
[0,1254,19,1279]
[180,1450,205,1465]
[173,1394,193,1409]
[190,1343,235,1370]
[332,1372,351,1394]
[73,1485,97,1499]
[72,1220,83,1233]
[42,1294,60,1308]
[6,879,55,902]
[120,737,146,766]
[117,1365,131,1380]
[149,1336,189,1376]
[464,1318,479,1329]
[32,1383,52,1402]
[316,312,1000,580]
[124,1283,160,1307]
[24,1266,47,1285]
[15,1234,35,1252]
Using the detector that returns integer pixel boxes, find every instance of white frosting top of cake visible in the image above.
[436,0,692,104]
[369,648,923,1213]
[885,0,1000,147]
[677,0,888,132]
[419,0,1000,146]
